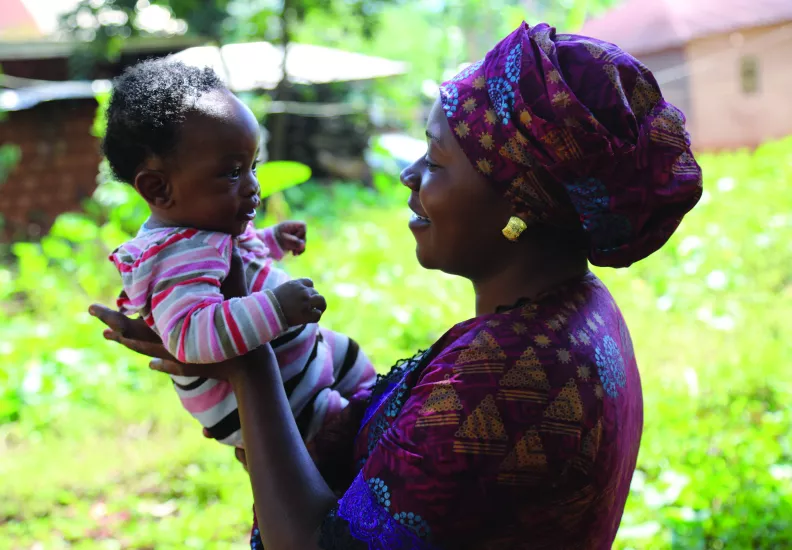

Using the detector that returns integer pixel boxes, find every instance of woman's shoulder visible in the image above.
[435,273,622,366]
[415,273,627,421]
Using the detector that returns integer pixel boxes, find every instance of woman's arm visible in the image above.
[231,347,337,548]
[149,344,338,549]
[93,306,343,548]
[93,250,342,548]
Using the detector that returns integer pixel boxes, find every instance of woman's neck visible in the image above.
[472,248,589,316]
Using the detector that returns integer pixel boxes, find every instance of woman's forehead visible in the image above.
[426,101,452,145]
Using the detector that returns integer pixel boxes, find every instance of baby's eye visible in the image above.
[252,159,260,171]
[229,167,242,179]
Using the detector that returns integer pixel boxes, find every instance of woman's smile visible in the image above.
[408,197,431,231]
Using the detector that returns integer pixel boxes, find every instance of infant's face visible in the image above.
[163,90,262,237]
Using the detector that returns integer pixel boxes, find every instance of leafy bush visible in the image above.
[1,138,791,548]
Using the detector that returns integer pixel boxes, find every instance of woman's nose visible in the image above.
[400,159,420,191]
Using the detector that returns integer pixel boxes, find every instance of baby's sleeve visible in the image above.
[256,225,286,261]
[147,233,289,363]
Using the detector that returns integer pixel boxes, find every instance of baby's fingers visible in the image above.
[309,293,327,314]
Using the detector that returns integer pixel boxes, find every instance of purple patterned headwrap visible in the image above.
[440,22,703,268]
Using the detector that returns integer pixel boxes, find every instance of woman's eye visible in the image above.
[424,156,440,171]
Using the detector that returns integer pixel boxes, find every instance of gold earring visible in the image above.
[502,216,527,242]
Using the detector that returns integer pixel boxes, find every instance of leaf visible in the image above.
[0,144,21,185]
[256,161,312,198]
[49,213,100,243]
[41,237,73,262]
[92,91,112,139]
[99,222,132,251]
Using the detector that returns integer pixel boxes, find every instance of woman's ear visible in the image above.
[134,170,173,209]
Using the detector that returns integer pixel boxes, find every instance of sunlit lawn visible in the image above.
[1,139,791,548]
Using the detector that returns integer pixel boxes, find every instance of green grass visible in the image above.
[1,138,792,548]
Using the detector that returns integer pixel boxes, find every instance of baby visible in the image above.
[104,59,376,446]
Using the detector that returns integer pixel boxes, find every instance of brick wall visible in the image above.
[0,98,100,239]
[2,57,70,81]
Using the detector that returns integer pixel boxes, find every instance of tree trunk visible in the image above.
[270,0,293,162]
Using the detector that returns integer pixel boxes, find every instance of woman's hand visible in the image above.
[87,305,249,380]
[88,304,176,360]
[147,353,246,381]
[90,247,249,362]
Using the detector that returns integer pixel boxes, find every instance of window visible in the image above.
[740,56,760,95]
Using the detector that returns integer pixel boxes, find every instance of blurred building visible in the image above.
[580,0,792,150]
[0,0,200,239]
[0,0,407,240]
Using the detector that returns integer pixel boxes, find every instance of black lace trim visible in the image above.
[317,506,368,550]
[494,297,533,314]
[368,348,430,403]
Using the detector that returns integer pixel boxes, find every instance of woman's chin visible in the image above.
[414,243,445,272]
[414,244,434,270]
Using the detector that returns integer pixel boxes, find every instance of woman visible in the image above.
[90,22,702,549]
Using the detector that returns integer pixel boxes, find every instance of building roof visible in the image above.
[0,41,408,111]
[0,0,200,60]
[0,36,203,61]
[171,42,408,91]
[579,0,792,55]
[0,0,79,40]
[0,0,46,40]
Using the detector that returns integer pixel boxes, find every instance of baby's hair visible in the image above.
[102,58,226,184]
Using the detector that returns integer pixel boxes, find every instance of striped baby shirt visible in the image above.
[110,219,376,445]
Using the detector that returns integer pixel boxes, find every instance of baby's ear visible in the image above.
[134,170,173,209]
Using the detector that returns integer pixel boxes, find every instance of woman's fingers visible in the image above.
[235,447,249,472]
[104,329,175,360]
[89,304,126,332]
[149,356,241,380]
[89,304,160,342]
[149,358,193,375]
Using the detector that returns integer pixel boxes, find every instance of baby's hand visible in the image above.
[271,278,326,326]
[275,221,307,256]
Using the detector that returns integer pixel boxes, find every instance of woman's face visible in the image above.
[401,99,514,279]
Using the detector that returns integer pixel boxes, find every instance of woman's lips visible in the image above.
[408,208,431,230]
[407,197,430,226]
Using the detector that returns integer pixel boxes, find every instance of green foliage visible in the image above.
[0,67,21,190]
[0,142,20,186]
[59,0,400,79]
[1,136,791,547]
[60,0,231,46]
[294,0,621,134]
[256,161,312,198]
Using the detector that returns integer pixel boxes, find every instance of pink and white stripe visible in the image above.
[110,221,376,447]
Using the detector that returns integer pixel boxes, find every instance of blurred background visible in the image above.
[0,0,790,548]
